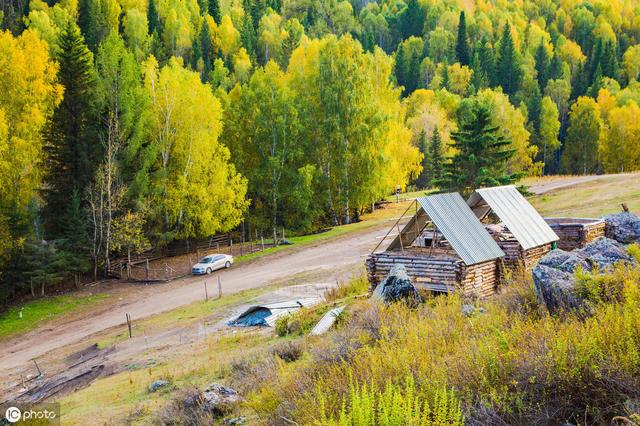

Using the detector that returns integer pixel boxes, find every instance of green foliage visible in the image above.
[439,102,517,196]
[455,11,469,66]
[496,23,523,98]
[43,21,98,239]
[244,265,640,424]
[319,377,464,425]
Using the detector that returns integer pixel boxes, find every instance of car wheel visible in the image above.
[225,261,231,268]
[206,268,212,274]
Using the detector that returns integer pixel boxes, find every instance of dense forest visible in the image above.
[1,0,640,302]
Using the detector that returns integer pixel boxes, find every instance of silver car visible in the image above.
[191,254,234,275]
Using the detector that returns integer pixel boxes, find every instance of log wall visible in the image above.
[365,248,500,298]
[545,218,605,251]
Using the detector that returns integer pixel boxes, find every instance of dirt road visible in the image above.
[3,173,635,376]
[0,223,389,373]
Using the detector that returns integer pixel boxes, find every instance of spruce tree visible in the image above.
[148,0,159,35]
[455,11,470,66]
[429,127,443,185]
[548,51,563,80]
[601,40,618,79]
[415,129,429,188]
[534,43,550,90]
[43,22,98,238]
[209,0,221,24]
[438,103,517,196]
[394,43,407,90]
[398,0,425,39]
[440,62,449,91]
[240,1,257,58]
[527,83,542,133]
[496,23,523,98]
[201,19,213,78]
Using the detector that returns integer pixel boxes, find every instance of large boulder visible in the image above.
[575,237,635,270]
[538,249,591,273]
[532,265,583,314]
[372,265,422,306]
[201,383,241,415]
[604,212,640,244]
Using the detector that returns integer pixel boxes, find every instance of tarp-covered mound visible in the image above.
[533,236,637,313]
[228,298,321,327]
[372,265,422,306]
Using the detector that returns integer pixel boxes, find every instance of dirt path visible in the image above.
[0,223,387,374]
[3,174,630,378]
[527,172,639,194]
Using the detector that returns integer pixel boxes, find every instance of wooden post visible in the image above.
[126,313,133,338]
[217,276,222,299]
[32,359,42,377]
[621,203,629,212]
[145,259,149,281]
[397,224,404,253]
[204,281,209,302]
[261,236,265,251]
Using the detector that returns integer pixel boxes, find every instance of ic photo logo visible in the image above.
[4,407,20,423]
[2,403,60,425]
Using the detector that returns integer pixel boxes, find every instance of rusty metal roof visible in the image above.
[468,185,559,250]
[414,193,505,265]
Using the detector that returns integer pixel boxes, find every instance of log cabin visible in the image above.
[467,186,559,272]
[366,193,505,299]
[544,217,606,251]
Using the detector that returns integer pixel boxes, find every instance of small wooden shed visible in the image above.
[544,217,606,251]
[467,186,559,271]
[366,193,505,298]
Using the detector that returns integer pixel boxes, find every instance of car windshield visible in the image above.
[200,256,214,263]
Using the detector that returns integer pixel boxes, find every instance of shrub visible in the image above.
[318,376,464,425]
[271,341,304,363]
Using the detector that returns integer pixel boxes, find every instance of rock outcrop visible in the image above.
[372,265,422,306]
[604,212,640,244]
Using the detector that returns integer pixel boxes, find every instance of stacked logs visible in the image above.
[545,218,606,251]
[366,248,500,298]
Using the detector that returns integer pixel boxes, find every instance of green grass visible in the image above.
[0,293,110,339]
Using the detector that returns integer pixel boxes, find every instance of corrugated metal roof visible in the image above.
[310,305,345,335]
[415,193,505,265]
[468,185,559,250]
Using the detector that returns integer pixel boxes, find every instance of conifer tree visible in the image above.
[148,0,159,35]
[496,23,523,98]
[209,0,221,24]
[240,1,257,58]
[455,11,469,66]
[398,0,425,39]
[534,43,550,90]
[43,21,98,238]
[438,103,516,196]
[548,51,563,80]
[429,126,443,185]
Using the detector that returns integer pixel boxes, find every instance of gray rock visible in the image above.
[461,304,485,317]
[575,237,634,270]
[604,212,640,244]
[148,379,170,393]
[201,383,241,414]
[372,265,422,306]
[532,265,583,314]
[538,249,591,273]
[225,417,246,425]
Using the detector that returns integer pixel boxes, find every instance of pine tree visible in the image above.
[43,21,98,238]
[148,0,159,35]
[455,11,469,66]
[476,38,496,86]
[240,2,257,58]
[201,19,213,78]
[415,129,429,188]
[548,51,563,80]
[398,0,425,39]
[438,103,517,196]
[527,83,542,132]
[440,62,449,91]
[429,127,443,185]
[209,0,221,24]
[496,23,523,98]
[534,43,550,90]
[394,43,407,90]
[601,40,618,79]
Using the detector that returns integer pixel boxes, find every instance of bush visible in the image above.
[318,376,464,425]
[271,341,303,363]
[244,266,640,425]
